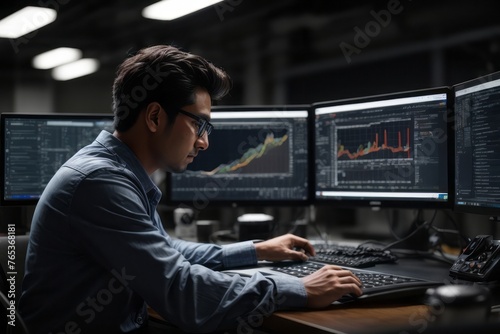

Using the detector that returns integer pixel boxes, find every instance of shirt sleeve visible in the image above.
[169,238,258,270]
[70,169,307,332]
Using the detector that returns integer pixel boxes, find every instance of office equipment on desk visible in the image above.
[235,213,275,241]
[196,220,219,243]
[451,70,500,286]
[425,284,492,327]
[0,113,114,206]
[173,207,196,239]
[453,70,500,218]
[224,258,443,304]
[428,70,500,331]
[270,261,441,303]
[450,235,500,282]
[166,105,312,208]
[313,87,452,209]
[308,243,398,268]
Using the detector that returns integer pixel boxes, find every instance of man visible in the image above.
[19,45,362,333]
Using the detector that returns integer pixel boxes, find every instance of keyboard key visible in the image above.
[309,243,398,268]
[271,261,441,303]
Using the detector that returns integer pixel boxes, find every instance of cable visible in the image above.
[437,209,470,248]
[387,208,429,242]
[284,206,309,235]
[358,239,387,248]
[384,209,467,250]
[305,205,330,244]
[382,218,433,251]
[310,222,329,244]
[382,209,468,264]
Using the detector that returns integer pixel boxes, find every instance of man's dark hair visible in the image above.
[112,45,232,131]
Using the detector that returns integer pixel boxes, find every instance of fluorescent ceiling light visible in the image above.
[52,58,100,81]
[0,6,57,39]
[32,47,82,69]
[142,0,224,21]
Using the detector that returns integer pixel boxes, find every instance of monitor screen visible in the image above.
[454,71,500,216]
[313,88,452,208]
[166,106,311,208]
[1,113,114,206]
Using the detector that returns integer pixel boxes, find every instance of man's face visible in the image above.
[157,88,211,173]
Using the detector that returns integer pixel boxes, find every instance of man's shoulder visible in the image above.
[64,147,126,177]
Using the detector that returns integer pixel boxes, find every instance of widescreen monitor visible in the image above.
[313,87,452,208]
[166,106,311,208]
[454,71,500,216]
[1,113,114,206]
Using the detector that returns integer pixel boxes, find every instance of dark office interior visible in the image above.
[1,1,500,333]
[1,0,499,237]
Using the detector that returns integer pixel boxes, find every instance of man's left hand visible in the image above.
[254,234,316,262]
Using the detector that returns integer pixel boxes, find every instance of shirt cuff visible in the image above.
[267,275,308,309]
[221,240,257,268]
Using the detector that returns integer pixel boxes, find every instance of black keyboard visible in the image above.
[309,243,398,268]
[271,261,441,303]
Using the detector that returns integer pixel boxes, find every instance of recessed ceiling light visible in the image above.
[0,6,57,39]
[51,58,100,81]
[142,0,224,21]
[32,47,82,69]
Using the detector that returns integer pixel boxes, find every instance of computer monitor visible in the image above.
[166,105,311,208]
[313,87,452,208]
[0,113,114,206]
[454,71,500,216]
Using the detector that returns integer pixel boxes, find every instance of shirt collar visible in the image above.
[95,130,162,205]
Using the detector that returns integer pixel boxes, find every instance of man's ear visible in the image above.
[145,102,163,132]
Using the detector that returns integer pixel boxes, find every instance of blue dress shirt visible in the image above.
[18,130,306,333]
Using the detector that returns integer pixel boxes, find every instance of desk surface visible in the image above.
[149,254,500,333]
[258,255,453,334]
[262,302,500,334]
[149,301,429,334]
[260,255,500,334]
[262,302,427,334]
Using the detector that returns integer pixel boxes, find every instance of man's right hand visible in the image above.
[301,265,363,308]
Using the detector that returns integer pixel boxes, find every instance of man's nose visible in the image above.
[197,132,209,150]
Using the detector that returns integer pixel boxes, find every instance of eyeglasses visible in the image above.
[175,109,214,137]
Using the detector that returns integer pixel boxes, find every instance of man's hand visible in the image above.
[301,265,363,308]
[254,234,316,262]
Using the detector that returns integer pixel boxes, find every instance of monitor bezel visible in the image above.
[312,87,454,210]
[164,105,314,209]
[0,112,114,207]
[453,71,500,216]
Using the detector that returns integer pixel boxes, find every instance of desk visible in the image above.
[262,301,500,334]
[262,302,428,334]
[260,257,500,334]
[150,300,500,334]
[148,254,500,333]
[246,256,456,334]
[149,302,429,334]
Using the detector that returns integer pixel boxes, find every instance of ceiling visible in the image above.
[1,0,500,104]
